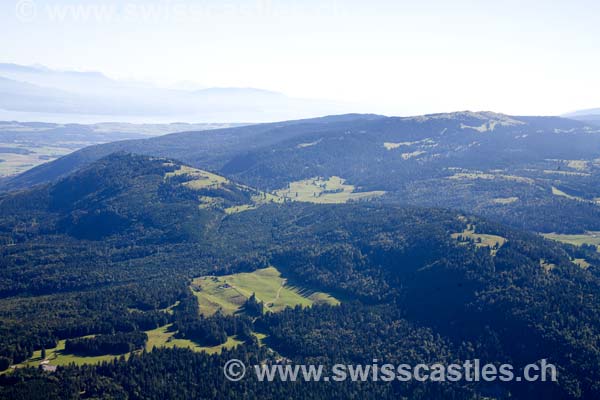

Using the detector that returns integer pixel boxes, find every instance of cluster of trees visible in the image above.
[173,314,253,347]
[244,293,264,316]
[65,331,147,356]
[171,295,254,346]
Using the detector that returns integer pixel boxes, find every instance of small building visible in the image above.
[40,364,57,372]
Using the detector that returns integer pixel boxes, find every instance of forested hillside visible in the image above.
[1,154,600,398]
[4,112,600,232]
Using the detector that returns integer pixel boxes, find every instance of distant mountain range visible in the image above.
[4,111,600,233]
[0,63,351,123]
[564,108,600,125]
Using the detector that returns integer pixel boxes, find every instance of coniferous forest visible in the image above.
[0,152,600,399]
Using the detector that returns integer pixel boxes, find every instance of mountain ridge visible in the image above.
[3,111,600,233]
[0,63,351,123]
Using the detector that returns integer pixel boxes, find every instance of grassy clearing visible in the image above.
[165,165,229,190]
[383,141,423,150]
[274,176,384,204]
[11,338,121,370]
[384,139,433,150]
[573,258,591,269]
[191,266,339,317]
[252,332,268,346]
[543,232,598,268]
[461,122,492,132]
[11,296,246,371]
[297,139,322,148]
[449,172,534,184]
[492,197,519,205]
[224,204,256,214]
[383,142,404,150]
[13,322,245,371]
[544,170,590,177]
[452,225,506,256]
[551,186,586,202]
[540,259,557,272]
[145,324,243,355]
[543,232,600,251]
[563,160,589,171]
[401,150,426,160]
[159,300,180,315]
[551,186,600,204]
[165,164,283,214]
[224,193,283,214]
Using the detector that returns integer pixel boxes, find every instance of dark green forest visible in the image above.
[0,153,600,398]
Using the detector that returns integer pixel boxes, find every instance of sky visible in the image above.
[0,0,599,116]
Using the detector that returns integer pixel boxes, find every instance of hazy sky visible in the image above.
[1,0,599,116]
